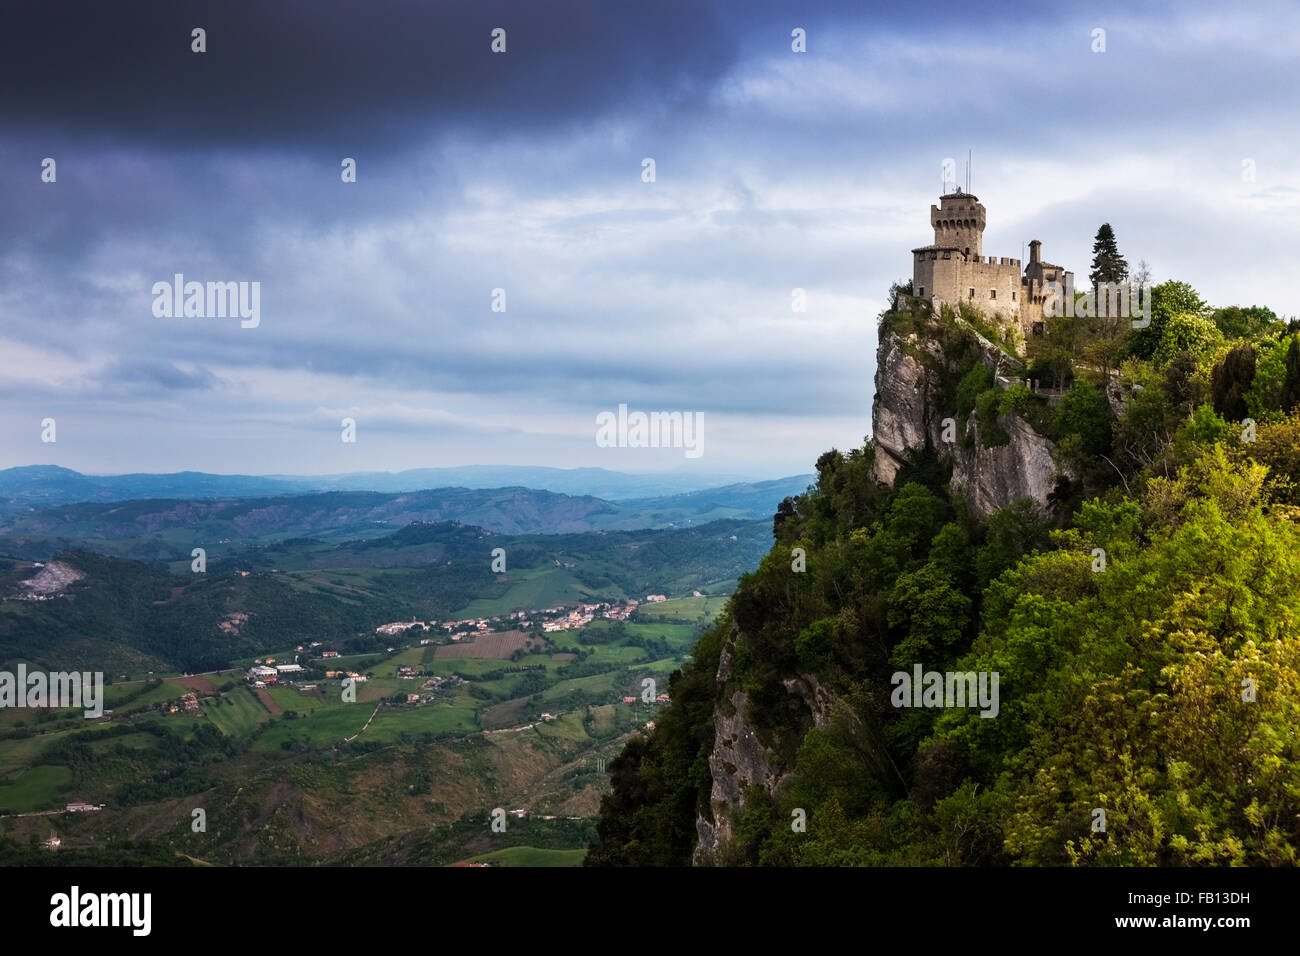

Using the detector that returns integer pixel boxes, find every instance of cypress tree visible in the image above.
[1282,335,1300,411]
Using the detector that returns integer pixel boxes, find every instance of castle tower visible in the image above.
[930,189,986,257]
[911,188,1025,344]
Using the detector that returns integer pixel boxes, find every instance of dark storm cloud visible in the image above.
[2,0,1297,476]
[0,0,749,150]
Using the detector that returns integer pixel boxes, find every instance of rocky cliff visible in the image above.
[691,308,1063,863]
[693,623,836,863]
[871,314,1060,518]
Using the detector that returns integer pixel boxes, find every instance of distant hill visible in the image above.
[0,517,770,673]
[0,465,806,514]
[0,477,814,554]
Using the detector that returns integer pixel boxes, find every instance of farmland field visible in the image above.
[433,630,534,660]
[0,764,73,812]
[0,509,756,865]
[204,688,272,736]
[465,846,586,867]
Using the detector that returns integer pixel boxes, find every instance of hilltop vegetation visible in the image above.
[589,279,1300,866]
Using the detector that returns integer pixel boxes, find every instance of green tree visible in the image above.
[1089,223,1129,288]
[1128,280,1209,361]
[1210,304,1279,340]
[1153,312,1223,365]
[1282,335,1300,412]
[1210,343,1256,422]
[1055,382,1113,457]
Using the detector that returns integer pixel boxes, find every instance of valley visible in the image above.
[0,477,768,867]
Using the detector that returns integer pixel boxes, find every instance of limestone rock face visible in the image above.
[694,311,1065,864]
[949,413,1058,518]
[871,319,1061,518]
[871,330,943,488]
[693,623,835,865]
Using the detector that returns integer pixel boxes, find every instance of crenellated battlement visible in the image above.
[909,189,1072,354]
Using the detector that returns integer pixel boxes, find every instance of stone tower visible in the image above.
[930,189,985,257]
[910,188,1072,351]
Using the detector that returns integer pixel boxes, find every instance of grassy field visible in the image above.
[464,846,586,867]
[266,684,325,714]
[634,594,726,622]
[0,764,73,812]
[451,566,600,618]
[251,704,378,750]
[203,688,272,736]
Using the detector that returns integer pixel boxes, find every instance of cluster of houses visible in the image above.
[622,693,671,705]
[423,675,465,692]
[541,600,642,632]
[384,673,466,707]
[166,692,201,715]
[324,670,367,682]
[379,616,499,638]
[375,597,659,643]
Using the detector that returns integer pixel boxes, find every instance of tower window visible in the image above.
[918,287,925,296]
[1012,291,1017,302]
[990,289,996,299]
[969,288,975,299]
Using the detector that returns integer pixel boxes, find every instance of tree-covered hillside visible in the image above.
[588,277,1300,866]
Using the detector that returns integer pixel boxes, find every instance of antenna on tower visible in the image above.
[966,149,972,193]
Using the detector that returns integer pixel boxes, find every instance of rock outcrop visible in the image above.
[693,307,1063,863]
[693,622,835,864]
[871,316,1061,518]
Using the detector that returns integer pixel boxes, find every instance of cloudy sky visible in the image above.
[2,0,1297,480]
